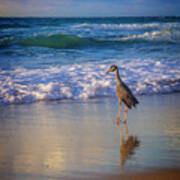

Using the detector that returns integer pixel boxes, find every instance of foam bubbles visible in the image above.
[72,22,180,31]
[155,61,162,66]
[0,58,180,104]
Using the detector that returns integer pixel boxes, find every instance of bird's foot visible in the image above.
[115,116,121,126]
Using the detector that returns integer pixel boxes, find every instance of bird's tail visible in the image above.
[123,96,139,109]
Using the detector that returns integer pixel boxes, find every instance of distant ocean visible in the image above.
[0,17,180,104]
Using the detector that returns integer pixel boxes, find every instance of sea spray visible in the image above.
[0,59,180,104]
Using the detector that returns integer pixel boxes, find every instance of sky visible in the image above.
[0,0,180,17]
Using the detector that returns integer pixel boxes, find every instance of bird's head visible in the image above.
[105,65,118,74]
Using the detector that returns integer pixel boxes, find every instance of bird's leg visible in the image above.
[119,100,122,117]
[116,100,122,126]
[123,105,128,123]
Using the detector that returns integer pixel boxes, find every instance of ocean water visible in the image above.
[0,17,180,104]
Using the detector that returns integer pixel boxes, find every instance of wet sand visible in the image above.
[0,93,180,180]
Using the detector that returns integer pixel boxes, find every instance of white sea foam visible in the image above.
[0,58,180,104]
[71,23,180,43]
[72,22,180,30]
[109,29,180,43]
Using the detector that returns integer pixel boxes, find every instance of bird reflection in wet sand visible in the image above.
[118,122,140,167]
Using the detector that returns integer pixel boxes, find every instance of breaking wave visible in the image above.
[118,29,180,43]
[19,29,180,49]
[21,33,98,49]
[72,22,180,30]
[0,59,180,104]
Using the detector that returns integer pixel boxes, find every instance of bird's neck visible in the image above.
[115,69,122,85]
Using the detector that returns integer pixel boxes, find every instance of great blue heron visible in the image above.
[106,65,139,124]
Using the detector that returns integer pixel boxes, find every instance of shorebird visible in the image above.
[106,65,139,124]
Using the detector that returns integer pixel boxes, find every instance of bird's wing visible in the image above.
[121,82,139,108]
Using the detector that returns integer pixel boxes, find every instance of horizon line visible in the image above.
[0,15,180,18]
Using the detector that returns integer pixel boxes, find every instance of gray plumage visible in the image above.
[106,65,139,108]
[117,81,139,109]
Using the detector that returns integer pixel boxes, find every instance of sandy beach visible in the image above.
[0,93,180,180]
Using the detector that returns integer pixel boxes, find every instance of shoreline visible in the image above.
[1,91,180,106]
